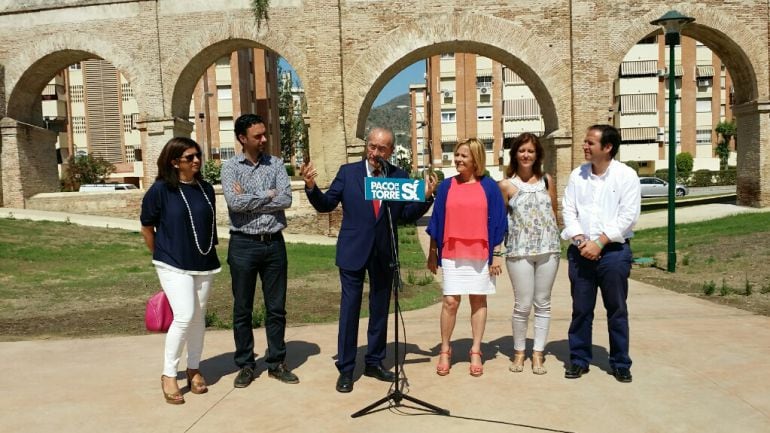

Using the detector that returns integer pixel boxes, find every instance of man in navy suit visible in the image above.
[300,127,438,393]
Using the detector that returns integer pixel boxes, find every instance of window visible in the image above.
[477,107,493,120]
[71,116,86,134]
[121,83,134,102]
[122,115,134,132]
[696,129,712,145]
[619,94,657,114]
[69,85,84,103]
[476,76,492,88]
[441,111,456,123]
[69,63,82,70]
[217,87,232,100]
[440,53,454,59]
[696,98,712,113]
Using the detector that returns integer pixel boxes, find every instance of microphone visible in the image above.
[376,157,389,176]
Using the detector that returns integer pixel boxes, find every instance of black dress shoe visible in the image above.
[612,367,633,383]
[336,372,354,393]
[268,362,299,384]
[363,364,396,382]
[233,366,255,388]
[564,364,589,379]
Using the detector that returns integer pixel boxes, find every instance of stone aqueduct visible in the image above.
[1,0,769,208]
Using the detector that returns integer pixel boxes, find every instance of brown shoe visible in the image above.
[161,375,185,405]
[186,368,208,394]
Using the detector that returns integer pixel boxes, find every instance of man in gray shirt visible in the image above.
[222,113,298,388]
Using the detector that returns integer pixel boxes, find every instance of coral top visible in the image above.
[442,177,488,260]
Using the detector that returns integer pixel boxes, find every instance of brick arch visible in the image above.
[167,22,308,119]
[606,7,762,105]
[5,36,143,125]
[346,13,570,142]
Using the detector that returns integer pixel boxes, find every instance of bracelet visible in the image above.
[492,251,505,257]
[594,239,604,249]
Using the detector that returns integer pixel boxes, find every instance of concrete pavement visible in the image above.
[1,205,770,432]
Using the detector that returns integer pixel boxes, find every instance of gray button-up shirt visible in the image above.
[221,152,292,234]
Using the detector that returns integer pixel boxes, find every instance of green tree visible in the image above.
[395,145,412,175]
[201,159,221,185]
[715,120,736,170]
[624,160,640,174]
[675,152,694,184]
[61,154,115,191]
[277,66,308,167]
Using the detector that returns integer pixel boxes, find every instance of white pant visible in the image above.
[506,253,560,351]
[155,266,214,377]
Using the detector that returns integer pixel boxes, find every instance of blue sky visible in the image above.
[372,60,426,107]
[279,58,426,107]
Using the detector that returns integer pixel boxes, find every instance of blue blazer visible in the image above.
[306,160,433,271]
[426,175,508,265]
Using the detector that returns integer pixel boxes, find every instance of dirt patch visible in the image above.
[630,232,770,316]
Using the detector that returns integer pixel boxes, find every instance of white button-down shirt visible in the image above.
[561,159,641,243]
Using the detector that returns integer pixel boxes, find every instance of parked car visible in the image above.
[639,177,688,197]
[78,183,138,192]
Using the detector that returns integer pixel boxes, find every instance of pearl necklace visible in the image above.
[179,178,196,185]
[178,182,215,256]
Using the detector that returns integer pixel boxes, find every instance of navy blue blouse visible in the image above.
[140,180,221,272]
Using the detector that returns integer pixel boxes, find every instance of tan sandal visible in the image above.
[509,351,526,373]
[161,375,185,405]
[436,348,452,376]
[186,369,208,394]
[532,351,547,375]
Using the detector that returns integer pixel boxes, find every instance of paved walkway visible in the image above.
[1,205,770,432]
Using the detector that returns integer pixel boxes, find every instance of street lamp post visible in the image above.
[651,10,695,273]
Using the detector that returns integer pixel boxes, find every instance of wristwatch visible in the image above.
[572,238,584,247]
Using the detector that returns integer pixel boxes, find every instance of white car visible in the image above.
[639,177,688,197]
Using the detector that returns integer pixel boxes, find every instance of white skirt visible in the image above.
[441,257,496,295]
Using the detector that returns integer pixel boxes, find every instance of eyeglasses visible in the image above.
[179,152,201,162]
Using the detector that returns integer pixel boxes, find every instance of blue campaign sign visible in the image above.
[365,178,426,202]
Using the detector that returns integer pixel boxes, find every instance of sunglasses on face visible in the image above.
[179,152,201,162]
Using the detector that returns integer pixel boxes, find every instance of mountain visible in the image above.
[365,93,411,147]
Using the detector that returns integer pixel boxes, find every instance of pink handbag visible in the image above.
[145,290,173,332]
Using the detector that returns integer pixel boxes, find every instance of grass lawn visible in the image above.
[629,212,770,315]
[0,219,441,341]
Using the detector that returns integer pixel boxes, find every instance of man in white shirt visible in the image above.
[561,124,641,383]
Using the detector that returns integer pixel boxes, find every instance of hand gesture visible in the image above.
[424,171,439,198]
[300,161,318,189]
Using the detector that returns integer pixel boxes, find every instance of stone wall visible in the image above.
[25,181,342,236]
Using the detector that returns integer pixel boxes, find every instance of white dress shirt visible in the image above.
[561,159,641,243]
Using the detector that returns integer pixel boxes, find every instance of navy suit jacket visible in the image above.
[306,160,432,271]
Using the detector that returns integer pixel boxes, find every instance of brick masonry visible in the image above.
[0,0,769,209]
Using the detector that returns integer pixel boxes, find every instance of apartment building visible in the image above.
[614,34,735,173]
[189,48,281,161]
[407,41,734,177]
[42,48,286,187]
[42,59,142,184]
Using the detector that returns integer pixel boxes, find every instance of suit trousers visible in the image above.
[228,233,288,370]
[567,242,633,370]
[336,247,394,374]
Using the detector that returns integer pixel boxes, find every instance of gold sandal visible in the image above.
[186,369,208,394]
[509,351,526,373]
[161,375,185,405]
[532,351,547,375]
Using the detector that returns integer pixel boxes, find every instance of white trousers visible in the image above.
[506,253,560,351]
[156,266,214,377]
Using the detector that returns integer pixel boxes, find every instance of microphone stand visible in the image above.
[352,160,449,418]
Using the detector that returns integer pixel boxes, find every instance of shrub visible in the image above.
[201,159,221,184]
[655,168,669,182]
[675,152,693,184]
[691,169,714,187]
[624,160,640,173]
[285,164,295,177]
[715,168,736,186]
[702,280,716,296]
[61,154,116,191]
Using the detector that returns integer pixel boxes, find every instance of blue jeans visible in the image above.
[567,242,633,370]
[228,233,287,370]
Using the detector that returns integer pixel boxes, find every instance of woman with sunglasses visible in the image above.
[140,137,221,404]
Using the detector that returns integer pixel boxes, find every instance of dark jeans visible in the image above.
[567,241,633,370]
[228,232,287,370]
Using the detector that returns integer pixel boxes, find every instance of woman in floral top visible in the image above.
[498,133,560,375]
